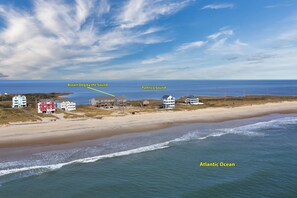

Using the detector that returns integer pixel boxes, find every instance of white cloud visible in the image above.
[55,39,297,79]
[136,24,297,79]
[1,1,295,80]
[137,44,297,80]
[75,0,94,25]
[205,29,248,54]
[176,40,206,51]
[208,38,248,54]
[207,29,234,40]
[0,0,190,79]
[119,0,191,28]
[276,14,297,41]
[0,72,8,78]
[98,0,110,15]
[278,29,297,41]
[140,27,165,35]
[202,3,234,10]
[142,28,245,65]
[141,55,171,64]
[141,40,205,64]
[34,0,78,37]
[265,3,293,9]
[94,17,297,79]
[0,12,39,44]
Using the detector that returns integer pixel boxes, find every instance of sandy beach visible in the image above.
[1,101,297,147]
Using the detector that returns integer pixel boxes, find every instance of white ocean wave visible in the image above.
[170,116,297,143]
[0,142,170,177]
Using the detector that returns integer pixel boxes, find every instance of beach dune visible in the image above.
[1,101,297,147]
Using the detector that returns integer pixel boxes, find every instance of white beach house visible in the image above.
[12,95,27,108]
[185,95,203,105]
[57,101,76,111]
[162,95,175,109]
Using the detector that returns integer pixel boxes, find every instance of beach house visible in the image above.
[162,95,175,109]
[90,96,127,108]
[185,95,202,105]
[12,95,27,108]
[57,101,76,111]
[38,99,55,114]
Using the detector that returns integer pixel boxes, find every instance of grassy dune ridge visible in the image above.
[1,93,297,125]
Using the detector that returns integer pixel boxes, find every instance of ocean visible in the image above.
[0,80,297,197]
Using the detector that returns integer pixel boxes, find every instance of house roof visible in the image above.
[59,101,75,104]
[162,95,171,99]
[114,96,126,101]
[92,96,126,101]
[187,95,196,98]
[92,96,114,100]
[39,99,54,102]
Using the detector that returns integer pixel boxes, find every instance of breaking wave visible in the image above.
[0,142,170,177]
[173,116,297,142]
[1,116,297,180]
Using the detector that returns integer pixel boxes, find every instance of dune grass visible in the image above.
[76,105,113,117]
[0,107,40,125]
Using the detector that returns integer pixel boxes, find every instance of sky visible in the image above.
[0,0,297,80]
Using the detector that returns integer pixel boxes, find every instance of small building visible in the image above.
[185,95,202,105]
[143,100,150,106]
[90,96,127,108]
[57,101,76,111]
[38,99,55,114]
[12,95,27,108]
[162,95,175,109]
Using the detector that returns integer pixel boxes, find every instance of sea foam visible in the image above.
[0,142,170,177]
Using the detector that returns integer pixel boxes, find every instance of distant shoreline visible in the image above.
[1,101,297,148]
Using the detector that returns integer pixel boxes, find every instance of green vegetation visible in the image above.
[194,95,297,108]
[76,105,113,117]
[63,111,85,119]
[0,107,40,125]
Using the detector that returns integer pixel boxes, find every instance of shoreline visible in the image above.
[1,101,297,148]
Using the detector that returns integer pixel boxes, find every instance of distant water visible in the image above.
[0,114,297,197]
[0,80,297,104]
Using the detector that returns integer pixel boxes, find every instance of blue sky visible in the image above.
[0,0,297,79]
